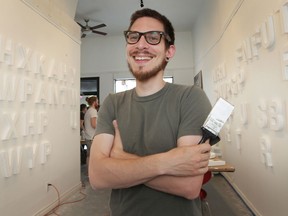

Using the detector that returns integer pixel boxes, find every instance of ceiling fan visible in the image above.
[77,19,107,38]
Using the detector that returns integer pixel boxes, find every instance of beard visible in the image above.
[128,58,168,82]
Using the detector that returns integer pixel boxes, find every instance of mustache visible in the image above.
[130,50,153,56]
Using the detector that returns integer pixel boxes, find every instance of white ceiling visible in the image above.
[75,0,205,37]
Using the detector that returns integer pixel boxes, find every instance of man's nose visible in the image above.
[136,35,149,48]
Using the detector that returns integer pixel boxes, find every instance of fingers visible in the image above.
[111,120,138,159]
[200,142,212,153]
[193,143,211,161]
[112,119,121,142]
[111,120,123,158]
[194,159,209,176]
[113,119,118,132]
[190,145,211,174]
[113,120,121,140]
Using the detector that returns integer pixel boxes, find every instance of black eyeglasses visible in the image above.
[124,31,171,45]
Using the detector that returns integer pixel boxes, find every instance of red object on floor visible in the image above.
[199,171,212,199]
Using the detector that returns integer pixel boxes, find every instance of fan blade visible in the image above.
[77,22,85,29]
[90,23,106,30]
[92,30,107,36]
[81,33,87,38]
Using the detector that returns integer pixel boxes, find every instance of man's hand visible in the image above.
[163,142,211,176]
[110,120,138,159]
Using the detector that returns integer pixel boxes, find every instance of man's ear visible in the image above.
[166,45,176,59]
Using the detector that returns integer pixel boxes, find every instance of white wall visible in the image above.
[80,1,288,215]
[193,0,288,215]
[0,1,81,215]
[80,32,195,103]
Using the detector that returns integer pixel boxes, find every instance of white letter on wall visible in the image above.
[21,112,35,136]
[260,136,273,167]
[240,103,248,125]
[16,44,32,72]
[39,141,51,164]
[261,16,275,49]
[0,148,21,177]
[26,145,37,169]
[281,1,288,33]
[0,74,19,101]
[38,111,48,134]
[1,113,19,140]
[20,78,33,102]
[10,147,22,175]
[0,36,15,65]
[269,99,285,131]
[281,45,288,80]
[257,100,268,128]
[34,82,47,104]
[235,129,242,150]
[0,151,11,177]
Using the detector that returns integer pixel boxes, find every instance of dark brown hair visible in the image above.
[80,103,87,111]
[127,8,175,48]
[85,95,98,106]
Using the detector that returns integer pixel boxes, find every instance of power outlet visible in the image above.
[46,183,51,192]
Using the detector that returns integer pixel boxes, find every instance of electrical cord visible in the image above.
[44,184,60,216]
[44,182,87,216]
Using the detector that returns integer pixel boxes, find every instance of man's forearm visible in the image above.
[89,134,178,190]
[145,174,203,199]
[105,121,210,192]
[111,148,203,199]
[90,157,162,189]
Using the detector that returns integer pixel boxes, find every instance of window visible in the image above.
[114,76,173,93]
[80,77,100,99]
[81,77,99,96]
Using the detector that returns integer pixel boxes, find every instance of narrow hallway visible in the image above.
[47,164,254,216]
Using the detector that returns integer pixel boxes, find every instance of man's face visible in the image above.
[94,99,99,108]
[126,17,169,81]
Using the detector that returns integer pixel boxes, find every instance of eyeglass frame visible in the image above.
[124,30,172,45]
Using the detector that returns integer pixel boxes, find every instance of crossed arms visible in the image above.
[89,120,211,200]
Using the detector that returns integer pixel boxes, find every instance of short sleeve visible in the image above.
[177,86,212,139]
[95,94,115,136]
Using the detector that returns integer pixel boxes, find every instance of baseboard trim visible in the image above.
[33,182,82,216]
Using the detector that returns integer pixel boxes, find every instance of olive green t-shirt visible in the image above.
[95,83,212,216]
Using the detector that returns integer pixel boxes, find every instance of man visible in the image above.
[89,8,212,216]
[80,103,87,135]
[84,95,98,165]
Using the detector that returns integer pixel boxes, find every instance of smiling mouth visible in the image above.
[131,50,154,62]
[134,56,152,61]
